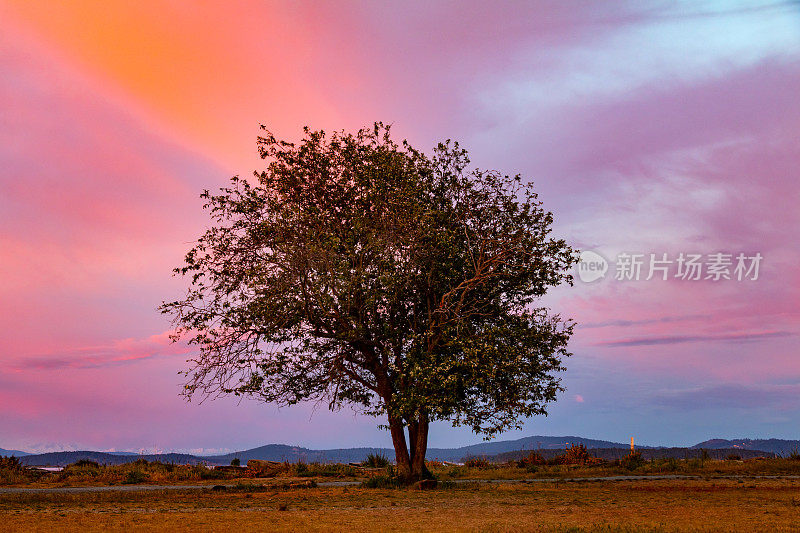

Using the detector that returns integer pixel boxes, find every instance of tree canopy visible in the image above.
[161,123,577,480]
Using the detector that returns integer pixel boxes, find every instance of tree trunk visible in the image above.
[410,411,429,479]
[408,420,418,467]
[388,415,412,480]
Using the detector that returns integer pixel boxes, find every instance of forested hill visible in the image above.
[0,448,29,457]
[205,436,643,464]
[20,451,206,467]
[692,439,800,456]
[9,436,794,466]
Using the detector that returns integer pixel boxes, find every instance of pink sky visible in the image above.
[1,1,799,453]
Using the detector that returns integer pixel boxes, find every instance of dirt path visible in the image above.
[3,473,800,494]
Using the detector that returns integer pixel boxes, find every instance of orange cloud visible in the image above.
[2,1,344,172]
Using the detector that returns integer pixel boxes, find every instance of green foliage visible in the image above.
[161,123,577,479]
[230,458,241,466]
[362,453,390,468]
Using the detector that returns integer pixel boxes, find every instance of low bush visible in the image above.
[0,456,39,485]
[362,453,390,468]
[619,452,646,471]
[361,474,404,489]
[61,459,102,479]
[517,452,546,468]
[464,457,490,468]
[73,459,100,468]
[550,444,603,466]
[123,470,147,484]
[662,457,679,471]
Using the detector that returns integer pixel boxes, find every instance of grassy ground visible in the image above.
[0,458,363,487]
[431,457,800,481]
[8,457,800,488]
[3,478,800,532]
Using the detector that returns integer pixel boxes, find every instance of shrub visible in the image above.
[199,467,226,480]
[363,453,390,468]
[444,466,464,478]
[0,456,36,485]
[73,459,100,468]
[551,444,601,466]
[788,449,800,461]
[59,459,103,480]
[726,454,742,461]
[517,452,546,468]
[664,457,679,471]
[620,452,645,471]
[230,458,241,466]
[686,458,702,470]
[464,457,490,468]
[0,456,22,468]
[124,470,147,484]
[360,474,404,489]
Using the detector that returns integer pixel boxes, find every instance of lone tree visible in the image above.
[161,123,577,481]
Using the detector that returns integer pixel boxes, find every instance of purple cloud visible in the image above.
[597,331,793,347]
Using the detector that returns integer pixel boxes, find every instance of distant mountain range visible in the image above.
[5,436,794,467]
[205,436,642,465]
[0,448,29,457]
[692,439,800,456]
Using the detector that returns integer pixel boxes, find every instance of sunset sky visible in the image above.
[1,1,799,454]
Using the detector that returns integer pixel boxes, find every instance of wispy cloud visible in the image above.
[581,314,712,329]
[652,383,800,409]
[597,331,793,347]
[0,1,798,450]
[8,332,187,371]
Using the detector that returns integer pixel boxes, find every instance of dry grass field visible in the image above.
[3,478,800,532]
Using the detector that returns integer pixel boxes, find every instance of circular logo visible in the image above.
[576,250,608,283]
